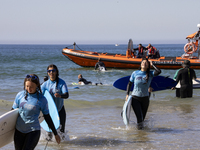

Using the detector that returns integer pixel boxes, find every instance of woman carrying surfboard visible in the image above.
[126,58,161,129]
[12,74,60,150]
[41,64,69,139]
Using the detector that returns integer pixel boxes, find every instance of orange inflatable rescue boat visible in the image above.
[62,25,200,70]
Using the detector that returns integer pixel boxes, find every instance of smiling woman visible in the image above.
[125,58,161,129]
[41,64,69,139]
[12,74,60,150]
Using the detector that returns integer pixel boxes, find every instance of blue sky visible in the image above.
[0,0,200,44]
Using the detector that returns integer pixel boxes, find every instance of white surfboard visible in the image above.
[176,78,200,88]
[72,82,85,85]
[39,90,60,132]
[122,95,132,126]
[0,108,19,148]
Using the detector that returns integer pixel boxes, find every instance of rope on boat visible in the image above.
[75,44,83,50]
[65,43,83,50]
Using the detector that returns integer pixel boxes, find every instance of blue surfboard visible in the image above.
[113,75,176,92]
[40,90,60,132]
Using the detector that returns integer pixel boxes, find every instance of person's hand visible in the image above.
[55,135,61,144]
[171,87,175,90]
[125,95,129,101]
[148,87,153,92]
[149,60,153,66]
[54,93,61,98]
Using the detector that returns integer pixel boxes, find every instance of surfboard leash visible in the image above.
[44,128,51,150]
[44,140,49,150]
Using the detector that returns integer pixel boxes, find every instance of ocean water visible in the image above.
[1,44,200,150]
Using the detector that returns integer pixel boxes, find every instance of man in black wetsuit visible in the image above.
[78,74,92,85]
[95,58,107,71]
[174,60,196,98]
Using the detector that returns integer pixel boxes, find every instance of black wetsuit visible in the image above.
[95,61,107,71]
[176,67,196,98]
[59,106,66,133]
[79,77,92,85]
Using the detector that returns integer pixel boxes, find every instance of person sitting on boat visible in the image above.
[126,48,135,58]
[148,46,156,59]
[95,58,107,71]
[133,44,148,58]
[146,44,160,59]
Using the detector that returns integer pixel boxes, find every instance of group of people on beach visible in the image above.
[11,56,196,149]
[11,60,107,150]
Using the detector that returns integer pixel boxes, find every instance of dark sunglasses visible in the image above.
[26,74,38,80]
[47,69,56,73]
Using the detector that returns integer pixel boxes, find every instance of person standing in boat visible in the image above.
[126,58,161,129]
[133,44,148,58]
[95,58,107,71]
[41,64,69,139]
[12,74,60,150]
[172,60,196,98]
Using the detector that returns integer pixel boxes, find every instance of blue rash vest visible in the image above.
[12,90,49,133]
[41,78,68,111]
[130,70,154,97]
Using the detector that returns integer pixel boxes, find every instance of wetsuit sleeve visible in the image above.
[126,81,133,95]
[133,48,139,50]
[143,46,148,50]
[152,64,161,76]
[94,63,99,70]
[126,72,134,95]
[44,114,58,136]
[60,92,69,99]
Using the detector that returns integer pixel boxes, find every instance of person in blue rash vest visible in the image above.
[12,74,60,150]
[126,58,161,129]
[41,64,69,139]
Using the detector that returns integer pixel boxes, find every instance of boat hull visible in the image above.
[62,48,200,69]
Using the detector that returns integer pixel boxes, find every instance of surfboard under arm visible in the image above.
[113,75,177,92]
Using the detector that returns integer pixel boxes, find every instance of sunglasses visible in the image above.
[26,74,38,80]
[47,69,56,73]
